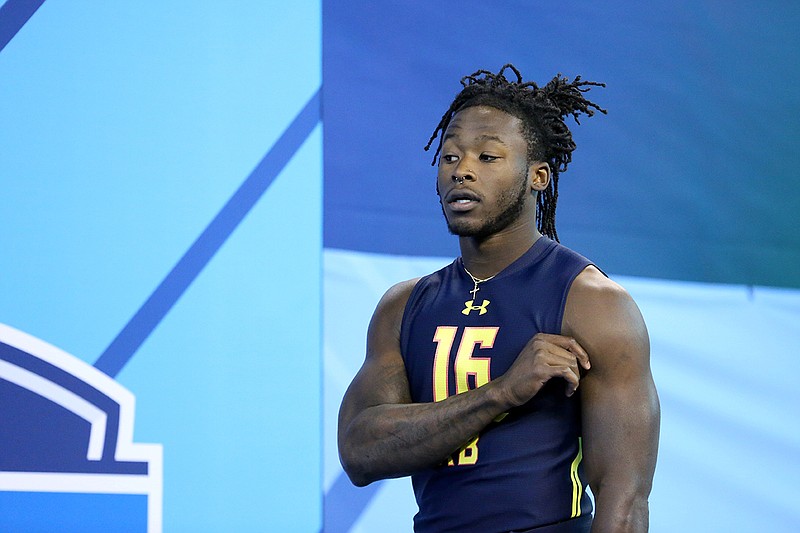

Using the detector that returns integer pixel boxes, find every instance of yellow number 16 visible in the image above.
[432,326,499,466]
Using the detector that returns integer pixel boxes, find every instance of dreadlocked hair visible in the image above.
[425,64,606,242]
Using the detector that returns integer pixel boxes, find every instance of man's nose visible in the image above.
[452,161,475,183]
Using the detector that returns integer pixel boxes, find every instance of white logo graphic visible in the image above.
[0,323,162,532]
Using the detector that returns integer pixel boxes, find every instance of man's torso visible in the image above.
[400,237,594,533]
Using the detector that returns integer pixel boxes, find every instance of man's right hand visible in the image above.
[496,333,591,407]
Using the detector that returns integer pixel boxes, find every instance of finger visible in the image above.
[575,346,591,371]
[549,364,581,397]
[536,338,588,371]
[565,337,590,370]
[562,367,580,397]
[539,333,591,370]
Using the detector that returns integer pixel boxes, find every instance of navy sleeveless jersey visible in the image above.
[400,237,595,532]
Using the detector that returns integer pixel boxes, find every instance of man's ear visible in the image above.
[529,162,551,192]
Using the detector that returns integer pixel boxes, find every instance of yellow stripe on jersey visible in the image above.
[570,437,584,518]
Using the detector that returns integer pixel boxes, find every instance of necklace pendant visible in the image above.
[463,263,496,300]
[470,284,480,300]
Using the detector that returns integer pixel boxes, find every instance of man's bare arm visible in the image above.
[564,266,660,533]
[337,279,506,486]
[338,279,590,487]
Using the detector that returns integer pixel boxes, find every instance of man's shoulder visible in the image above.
[563,265,646,351]
[381,277,422,307]
[374,260,460,332]
[569,266,630,302]
[373,277,420,317]
[367,277,423,351]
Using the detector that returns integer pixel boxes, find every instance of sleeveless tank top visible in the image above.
[400,237,595,532]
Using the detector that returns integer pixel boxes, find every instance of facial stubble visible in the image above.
[439,171,531,240]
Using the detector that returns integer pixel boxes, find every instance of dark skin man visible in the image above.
[339,104,660,532]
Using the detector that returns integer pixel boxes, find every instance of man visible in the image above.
[338,65,660,533]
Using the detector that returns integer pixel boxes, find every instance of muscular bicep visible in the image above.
[563,267,660,522]
[579,332,659,489]
[337,280,417,446]
[338,347,411,438]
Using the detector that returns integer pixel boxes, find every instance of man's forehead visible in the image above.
[444,105,524,142]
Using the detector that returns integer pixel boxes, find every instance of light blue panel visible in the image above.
[351,478,416,533]
[0,1,321,364]
[323,250,436,530]
[0,492,147,532]
[117,126,322,531]
[322,250,448,491]
[1,1,322,531]
[324,249,800,532]
[621,277,800,532]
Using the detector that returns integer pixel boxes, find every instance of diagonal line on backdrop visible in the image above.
[0,0,46,53]
[323,473,383,533]
[93,88,321,377]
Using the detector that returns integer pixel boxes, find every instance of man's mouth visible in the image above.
[446,190,480,212]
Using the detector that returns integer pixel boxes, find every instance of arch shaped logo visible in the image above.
[0,323,162,532]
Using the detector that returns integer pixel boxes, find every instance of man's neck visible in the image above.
[459,219,542,279]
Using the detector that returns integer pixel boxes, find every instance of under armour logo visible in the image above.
[462,299,490,315]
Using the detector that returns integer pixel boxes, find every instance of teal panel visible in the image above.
[322,1,800,288]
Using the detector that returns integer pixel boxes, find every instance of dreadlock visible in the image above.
[425,64,606,242]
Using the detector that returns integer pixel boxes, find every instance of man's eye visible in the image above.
[442,155,458,163]
[480,154,498,162]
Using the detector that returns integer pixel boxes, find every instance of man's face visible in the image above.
[436,106,535,239]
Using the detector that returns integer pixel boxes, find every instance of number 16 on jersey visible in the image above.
[432,326,499,466]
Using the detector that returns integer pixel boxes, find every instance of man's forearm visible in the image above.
[339,380,509,486]
[591,490,649,533]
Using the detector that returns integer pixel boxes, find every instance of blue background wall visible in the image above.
[1,1,799,532]
[322,2,800,532]
[323,1,800,288]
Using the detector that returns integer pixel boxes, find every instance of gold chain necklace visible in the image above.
[463,264,496,300]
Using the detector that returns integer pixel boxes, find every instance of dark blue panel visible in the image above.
[0,379,93,472]
[0,342,147,475]
[322,1,800,288]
